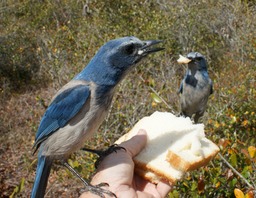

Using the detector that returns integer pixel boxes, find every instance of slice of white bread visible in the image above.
[115,111,219,184]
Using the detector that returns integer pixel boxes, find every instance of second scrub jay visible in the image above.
[177,52,213,123]
[31,36,164,198]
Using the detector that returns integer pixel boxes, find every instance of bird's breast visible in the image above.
[41,90,114,158]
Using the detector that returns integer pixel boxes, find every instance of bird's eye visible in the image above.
[124,44,136,55]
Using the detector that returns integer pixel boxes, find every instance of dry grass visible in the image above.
[0,0,255,197]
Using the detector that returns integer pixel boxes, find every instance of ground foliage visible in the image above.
[0,0,255,197]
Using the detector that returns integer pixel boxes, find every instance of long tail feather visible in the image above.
[31,155,53,198]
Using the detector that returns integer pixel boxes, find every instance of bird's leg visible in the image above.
[62,161,116,198]
[178,112,184,117]
[194,112,204,124]
[82,144,125,156]
[82,144,126,168]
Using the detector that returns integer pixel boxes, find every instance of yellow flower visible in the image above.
[242,120,248,126]
[151,101,157,107]
[214,122,220,128]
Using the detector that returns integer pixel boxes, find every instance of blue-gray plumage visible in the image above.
[31,36,164,198]
[178,52,213,123]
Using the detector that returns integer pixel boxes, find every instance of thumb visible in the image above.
[119,129,147,157]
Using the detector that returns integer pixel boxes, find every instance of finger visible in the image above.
[136,191,154,198]
[79,192,100,198]
[135,175,169,198]
[119,129,147,157]
[156,181,173,198]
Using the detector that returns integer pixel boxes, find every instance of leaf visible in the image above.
[197,176,205,193]
[241,166,250,178]
[248,146,256,158]
[29,158,38,168]
[241,149,249,158]
[226,169,234,180]
[245,190,255,198]
[234,188,245,198]
[230,153,237,166]
[182,181,189,188]
[10,186,19,198]
[169,189,179,198]
[219,138,231,148]
[148,77,155,87]
[72,160,80,168]
[68,159,74,167]
[231,178,238,188]
[191,181,197,191]
[150,92,162,103]
[242,120,249,126]
[9,177,25,198]
[215,181,220,188]
[231,116,237,124]
[151,101,157,107]
[20,178,25,192]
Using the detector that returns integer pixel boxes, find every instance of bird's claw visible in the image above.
[95,182,109,188]
[103,144,126,155]
[94,144,126,168]
[82,144,126,168]
[84,183,116,198]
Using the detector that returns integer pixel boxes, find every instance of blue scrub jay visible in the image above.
[31,36,163,198]
[177,52,213,123]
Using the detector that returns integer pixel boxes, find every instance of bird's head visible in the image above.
[99,36,164,69]
[177,52,208,71]
[77,36,163,86]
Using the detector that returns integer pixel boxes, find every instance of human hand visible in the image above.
[80,129,172,198]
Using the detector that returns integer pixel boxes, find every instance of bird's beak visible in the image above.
[177,55,192,64]
[138,40,164,56]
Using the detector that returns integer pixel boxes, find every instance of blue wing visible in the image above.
[33,84,90,151]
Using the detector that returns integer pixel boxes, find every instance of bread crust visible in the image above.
[166,147,219,172]
[134,160,179,184]
[135,168,162,184]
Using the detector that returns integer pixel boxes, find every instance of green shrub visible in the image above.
[0,0,255,197]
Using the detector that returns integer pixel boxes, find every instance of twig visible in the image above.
[139,76,176,113]
[149,86,175,111]
[218,153,255,189]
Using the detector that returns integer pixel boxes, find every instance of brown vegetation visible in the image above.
[0,0,255,197]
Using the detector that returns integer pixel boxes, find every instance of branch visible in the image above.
[139,76,176,113]
[218,153,255,189]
